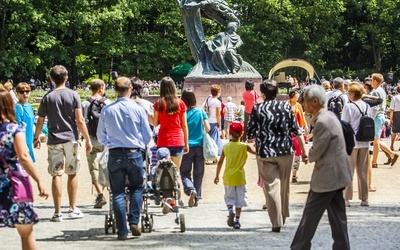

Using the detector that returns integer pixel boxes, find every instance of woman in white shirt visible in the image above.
[204,84,223,163]
[342,82,371,207]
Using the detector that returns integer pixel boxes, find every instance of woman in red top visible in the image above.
[242,80,259,142]
[153,77,189,205]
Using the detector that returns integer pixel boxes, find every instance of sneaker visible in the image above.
[130,224,142,236]
[227,212,235,227]
[94,194,107,209]
[68,207,84,219]
[188,190,197,207]
[162,198,172,214]
[50,213,63,222]
[234,221,241,229]
[117,235,127,241]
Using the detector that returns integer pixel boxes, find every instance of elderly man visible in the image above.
[97,77,152,240]
[291,85,352,250]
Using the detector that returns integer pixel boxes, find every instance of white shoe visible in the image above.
[50,213,63,222]
[68,207,84,219]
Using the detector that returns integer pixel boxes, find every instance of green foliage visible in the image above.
[1,0,400,83]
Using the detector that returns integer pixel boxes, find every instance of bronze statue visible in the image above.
[177,0,259,77]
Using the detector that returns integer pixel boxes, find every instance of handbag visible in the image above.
[0,154,34,202]
[199,108,218,161]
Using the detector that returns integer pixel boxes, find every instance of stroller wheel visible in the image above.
[179,214,186,233]
[105,215,109,234]
[141,215,154,233]
[112,218,116,234]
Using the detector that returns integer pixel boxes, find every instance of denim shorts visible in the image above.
[165,146,184,157]
[374,114,385,139]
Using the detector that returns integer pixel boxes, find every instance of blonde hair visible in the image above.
[321,81,331,91]
[4,82,13,91]
[348,82,364,100]
[371,73,383,85]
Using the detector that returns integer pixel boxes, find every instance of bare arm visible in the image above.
[247,144,256,154]
[296,133,309,164]
[214,151,225,184]
[182,111,189,154]
[153,110,160,127]
[14,132,48,199]
[216,106,221,129]
[33,117,45,149]
[203,119,211,132]
[75,108,92,154]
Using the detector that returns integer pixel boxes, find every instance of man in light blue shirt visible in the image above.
[97,76,152,240]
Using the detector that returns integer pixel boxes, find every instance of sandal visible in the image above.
[372,163,378,168]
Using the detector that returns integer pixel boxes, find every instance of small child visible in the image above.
[156,147,180,214]
[214,121,256,229]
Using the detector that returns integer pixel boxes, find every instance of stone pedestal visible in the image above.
[183,76,262,106]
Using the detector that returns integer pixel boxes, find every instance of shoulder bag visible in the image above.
[0,153,34,202]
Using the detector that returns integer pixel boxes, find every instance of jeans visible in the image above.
[108,148,143,237]
[180,146,205,200]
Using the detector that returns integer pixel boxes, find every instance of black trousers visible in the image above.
[291,188,350,250]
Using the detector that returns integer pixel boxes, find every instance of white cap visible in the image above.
[227,96,232,102]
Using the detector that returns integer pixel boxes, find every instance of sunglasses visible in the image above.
[18,90,30,94]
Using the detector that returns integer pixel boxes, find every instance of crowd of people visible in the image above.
[1,66,400,249]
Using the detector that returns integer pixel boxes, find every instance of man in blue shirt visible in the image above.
[97,76,152,240]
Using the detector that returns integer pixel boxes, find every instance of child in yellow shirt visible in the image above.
[214,121,256,229]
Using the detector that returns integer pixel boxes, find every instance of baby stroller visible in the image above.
[145,158,185,233]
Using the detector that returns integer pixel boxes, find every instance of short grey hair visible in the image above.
[332,77,343,89]
[304,85,326,107]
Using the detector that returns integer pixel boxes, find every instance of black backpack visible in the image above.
[351,102,375,141]
[340,120,355,155]
[328,94,344,119]
[87,97,106,137]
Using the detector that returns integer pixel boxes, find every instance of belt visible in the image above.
[109,147,140,152]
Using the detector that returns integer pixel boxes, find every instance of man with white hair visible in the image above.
[291,85,352,250]
[223,96,238,137]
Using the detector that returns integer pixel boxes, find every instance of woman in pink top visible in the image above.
[242,80,259,142]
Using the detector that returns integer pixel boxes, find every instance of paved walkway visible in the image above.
[2,139,400,249]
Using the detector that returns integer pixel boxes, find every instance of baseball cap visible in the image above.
[156,147,170,160]
[229,121,243,135]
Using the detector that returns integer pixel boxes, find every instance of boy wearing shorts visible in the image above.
[214,122,255,229]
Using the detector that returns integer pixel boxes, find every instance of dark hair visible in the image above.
[288,90,297,99]
[50,65,68,85]
[181,89,196,108]
[158,77,179,114]
[260,79,278,100]
[0,89,16,123]
[245,80,254,90]
[130,78,142,98]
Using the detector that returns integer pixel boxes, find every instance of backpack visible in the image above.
[340,120,355,155]
[328,94,344,119]
[351,102,375,141]
[87,97,106,137]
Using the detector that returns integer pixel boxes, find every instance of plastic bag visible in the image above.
[203,131,218,162]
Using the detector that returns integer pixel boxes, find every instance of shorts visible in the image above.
[374,115,385,139]
[47,141,80,176]
[86,145,104,182]
[221,117,225,130]
[224,185,248,208]
[165,146,184,157]
[224,120,232,130]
